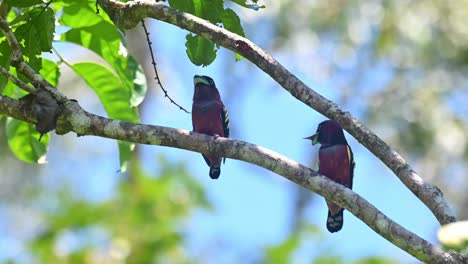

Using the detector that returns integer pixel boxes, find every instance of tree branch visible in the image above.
[0,16,67,103]
[0,65,38,94]
[96,0,455,226]
[0,94,465,263]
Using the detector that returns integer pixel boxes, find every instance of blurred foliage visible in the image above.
[267,0,468,219]
[28,158,209,264]
[438,221,468,252]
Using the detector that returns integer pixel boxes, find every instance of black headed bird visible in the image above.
[305,120,355,233]
[192,75,230,179]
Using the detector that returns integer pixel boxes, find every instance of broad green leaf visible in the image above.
[40,58,60,86]
[61,5,102,28]
[194,0,223,23]
[13,7,54,79]
[61,6,147,107]
[72,62,138,172]
[14,8,55,53]
[5,0,44,7]
[168,0,195,13]
[186,34,217,66]
[34,7,55,52]
[6,118,49,163]
[72,62,138,122]
[221,8,245,37]
[221,8,245,61]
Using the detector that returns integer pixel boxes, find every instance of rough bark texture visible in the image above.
[96,0,456,226]
[0,95,465,263]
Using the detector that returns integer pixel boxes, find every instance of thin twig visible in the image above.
[141,20,190,113]
[0,65,37,94]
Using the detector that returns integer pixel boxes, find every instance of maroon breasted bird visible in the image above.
[305,120,355,233]
[192,75,230,179]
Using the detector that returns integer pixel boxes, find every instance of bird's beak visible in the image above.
[194,75,209,86]
[304,133,319,145]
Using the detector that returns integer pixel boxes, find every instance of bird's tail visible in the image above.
[326,208,344,233]
[209,165,221,179]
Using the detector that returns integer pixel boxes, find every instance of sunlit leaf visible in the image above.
[61,5,147,108]
[40,58,60,86]
[72,62,139,172]
[6,118,49,163]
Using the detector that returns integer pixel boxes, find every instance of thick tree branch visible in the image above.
[96,0,455,225]
[0,94,465,263]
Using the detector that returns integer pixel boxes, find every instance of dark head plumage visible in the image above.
[193,75,220,101]
[305,120,348,146]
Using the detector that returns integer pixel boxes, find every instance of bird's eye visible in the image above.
[208,79,214,86]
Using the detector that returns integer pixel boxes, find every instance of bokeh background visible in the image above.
[1,1,467,263]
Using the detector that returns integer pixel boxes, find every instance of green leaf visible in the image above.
[61,5,147,107]
[186,34,217,66]
[5,0,44,8]
[34,7,55,52]
[72,62,138,122]
[72,62,139,172]
[40,59,60,86]
[14,7,55,53]
[221,8,245,61]
[61,5,102,28]
[168,0,195,13]
[6,118,49,163]
[195,0,223,23]
[221,8,245,37]
[118,141,134,173]
[0,41,11,92]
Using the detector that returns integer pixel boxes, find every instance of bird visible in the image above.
[304,120,355,233]
[192,75,230,179]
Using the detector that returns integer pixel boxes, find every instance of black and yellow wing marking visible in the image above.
[221,105,230,164]
[346,144,355,189]
[221,105,230,138]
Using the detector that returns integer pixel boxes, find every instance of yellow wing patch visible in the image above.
[346,145,352,165]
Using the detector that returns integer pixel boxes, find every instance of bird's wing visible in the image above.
[221,105,230,138]
[346,144,355,189]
